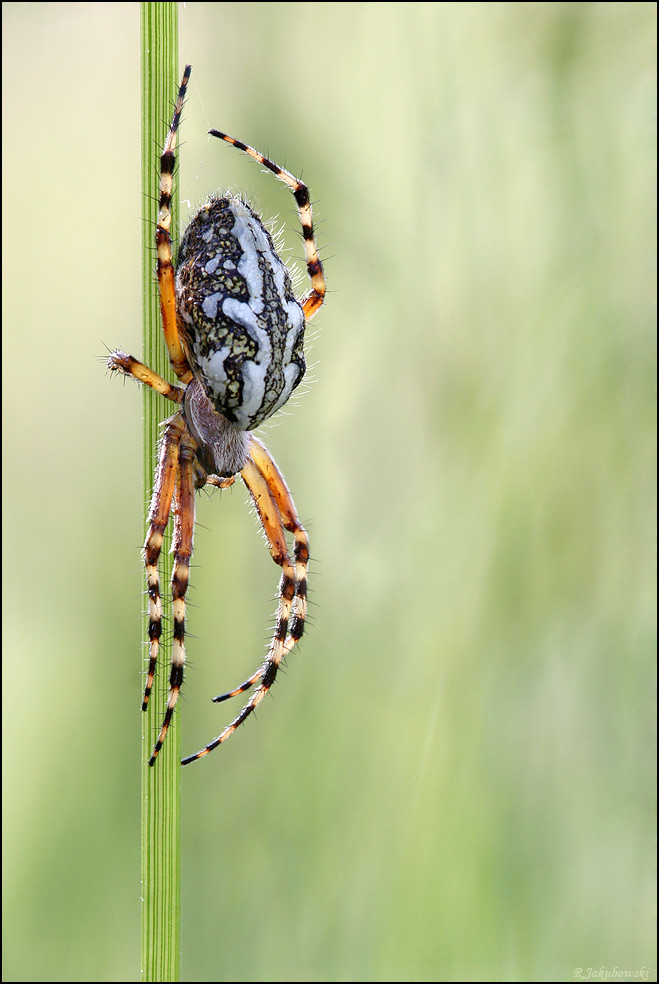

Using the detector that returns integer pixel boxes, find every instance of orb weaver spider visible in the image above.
[108,65,325,766]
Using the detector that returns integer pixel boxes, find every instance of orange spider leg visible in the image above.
[208,130,326,319]
[211,438,309,706]
[205,475,237,490]
[148,428,197,765]
[181,449,299,764]
[107,350,184,403]
[142,414,185,713]
[157,64,194,383]
[248,437,309,646]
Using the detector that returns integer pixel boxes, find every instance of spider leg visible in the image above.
[205,474,237,490]
[158,65,194,384]
[107,350,184,403]
[248,437,309,643]
[148,429,197,766]
[181,440,307,765]
[208,130,326,319]
[211,437,309,703]
[142,414,186,713]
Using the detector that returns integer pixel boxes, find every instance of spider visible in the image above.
[108,65,325,766]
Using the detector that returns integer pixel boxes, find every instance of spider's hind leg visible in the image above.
[181,436,309,765]
[249,437,309,644]
[211,436,309,705]
[142,414,185,715]
[148,427,197,766]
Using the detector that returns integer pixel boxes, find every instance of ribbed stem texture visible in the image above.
[140,5,181,981]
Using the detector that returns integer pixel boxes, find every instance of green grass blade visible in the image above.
[140,4,181,981]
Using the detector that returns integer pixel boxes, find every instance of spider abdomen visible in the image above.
[176,197,305,431]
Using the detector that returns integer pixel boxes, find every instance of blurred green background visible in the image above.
[2,3,655,982]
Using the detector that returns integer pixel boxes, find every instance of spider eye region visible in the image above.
[176,197,305,431]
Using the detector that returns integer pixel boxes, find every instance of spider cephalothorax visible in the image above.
[108,65,325,765]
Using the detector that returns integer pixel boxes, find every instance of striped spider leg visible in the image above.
[107,64,326,766]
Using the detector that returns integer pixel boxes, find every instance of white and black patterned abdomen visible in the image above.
[176,197,306,430]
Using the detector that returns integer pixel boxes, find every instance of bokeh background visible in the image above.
[2,3,655,982]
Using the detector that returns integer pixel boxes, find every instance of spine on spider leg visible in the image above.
[139,4,181,983]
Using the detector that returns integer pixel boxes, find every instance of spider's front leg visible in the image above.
[157,64,194,385]
[208,129,326,320]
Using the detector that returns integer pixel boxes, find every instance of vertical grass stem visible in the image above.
[140,5,181,981]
